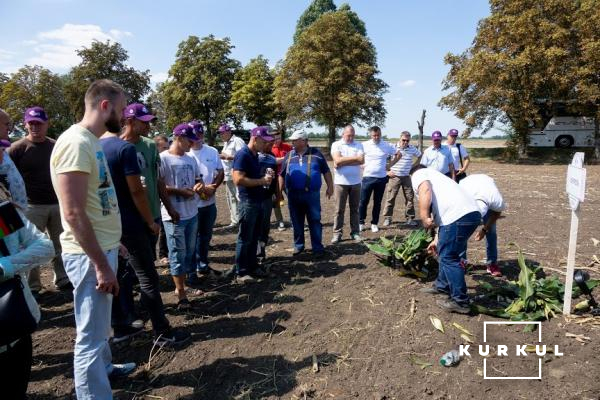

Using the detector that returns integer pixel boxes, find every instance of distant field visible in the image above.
[308,138,507,149]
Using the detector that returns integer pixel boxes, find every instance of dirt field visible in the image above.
[28,161,600,400]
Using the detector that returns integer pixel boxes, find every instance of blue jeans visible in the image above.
[436,211,480,306]
[288,190,324,252]
[483,211,498,264]
[359,176,389,225]
[62,248,118,400]
[235,200,263,275]
[195,204,217,270]
[259,196,274,244]
[164,216,198,276]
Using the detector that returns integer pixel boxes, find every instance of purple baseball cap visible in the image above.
[218,123,232,133]
[173,123,199,141]
[251,126,274,141]
[123,103,156,122]
[0,139,11,148]
[188,120,204,135]
[24,106,48,123]
[431,131,442,140]
[447,128,459,137]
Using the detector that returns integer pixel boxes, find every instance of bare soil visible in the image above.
[28,161,600,400]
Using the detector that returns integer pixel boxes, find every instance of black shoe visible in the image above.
[436,299,471,314]
[312,250,326,260]
[198,266,223,279]
[112,326,144,344]
[186,274,202,287]
[155,329,191,347]
[419,286,448,296]
[250,267,269,279]
[293,248,304,256]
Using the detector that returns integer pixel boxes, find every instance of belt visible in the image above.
[0,338,20,354]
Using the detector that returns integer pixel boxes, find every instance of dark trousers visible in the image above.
[359,176,389,225]
[288,190,324,252]
[112,256,138,329]
[234,200,263,275]
[0,335,32,400]
[195,204,217,269]
[158,220,169,259]
[120,229,171,335]
[259,196,274,244]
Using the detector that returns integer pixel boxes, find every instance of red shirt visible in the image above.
[271,142,293,174]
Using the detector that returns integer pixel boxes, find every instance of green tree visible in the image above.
[0,65,70,137]
[65,40,150,120]
[294,0,337,43]
[161,35,240,144]
[146,83,168,135]
[276,11,388,146]
[229,55,275,126]
[338,3,367,36]
[439,0,580,156]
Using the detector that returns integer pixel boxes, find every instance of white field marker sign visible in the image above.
[563,152,586,315]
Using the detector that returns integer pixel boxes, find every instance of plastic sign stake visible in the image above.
[563,152,586,315]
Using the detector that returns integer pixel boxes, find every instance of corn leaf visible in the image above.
[452,322,474,337]
[430,316,445,333]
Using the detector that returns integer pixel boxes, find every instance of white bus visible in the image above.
[528,116,595,148]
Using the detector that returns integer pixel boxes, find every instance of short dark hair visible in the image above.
[153,134,168,143]
[369,126,381,134]
[401,131,411,138]
[409,164,426,176]
[84,79,125,109]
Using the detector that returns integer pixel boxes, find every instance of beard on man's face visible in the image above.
[105,109,123,134]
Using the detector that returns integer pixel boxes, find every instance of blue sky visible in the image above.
[0,0,494,137]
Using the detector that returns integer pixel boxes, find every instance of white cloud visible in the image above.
[0,49,15,63]
[22,40,38,46]
[26,24,134,70]
[399,79,416,88]
[150,72,169,88]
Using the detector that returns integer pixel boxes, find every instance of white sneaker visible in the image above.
[382,218,391,227]
[277,222,285,231]
[331,233,342,244]
[351,233,363,242]
[371,224,379,233]
[359,224,365,232]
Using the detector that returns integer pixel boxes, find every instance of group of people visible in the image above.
[0,77,506,399]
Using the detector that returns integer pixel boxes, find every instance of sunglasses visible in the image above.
[401,139,409,142]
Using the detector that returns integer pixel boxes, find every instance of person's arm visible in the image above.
[417,180,434,229]
[233,170,270,188]
[55,172,119,295]
[475,210,501,241]
[277,175,285,200]
[332,151,363,167]
[125,175,159,235]
[323,171,334,199]
[459,155,471,174]
[389,150,402,168]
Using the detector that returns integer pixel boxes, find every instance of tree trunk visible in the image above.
[594,111,600,161]
[416,109,426,152]
[328,125,337,148]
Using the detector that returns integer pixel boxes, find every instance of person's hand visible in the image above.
[95,263,119,296]
[427,240,438,257]
[326,186,333,199]
[475,228,486,241]
[168,208,180,224]
[387,171,396,178]
[263,174,273,186]
[148,221,160,236]
[422,217,435,229]
[118,243,129,259]
[204,184,217,197]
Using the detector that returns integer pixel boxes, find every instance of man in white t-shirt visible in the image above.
[446,128,470,182]
[410,164,480,314]
[218,124,246,227]
[331,125,364,243]
[358,126,400,233]
[421,131,455,179]
[383,131,421,226]
[187,121,224,282]
[459,174,506,277]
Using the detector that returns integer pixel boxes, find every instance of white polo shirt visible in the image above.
[411,168,479,226]
[362,139,398,178]
[421,145,453,174]
[331,139,364,185]
[459,174,506,217]
[188,144,223,208]
[446,142,469,170]
[221,135,246,181]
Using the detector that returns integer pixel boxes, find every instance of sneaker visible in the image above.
[177,299,192,311]
[198,266,223,279]
[419,287,448,296]
[359,224,365,232]
[312,250,327,260]
[131,319,145,329]
[371,224,379,233]
[227,222,239,228]
[486,263,502,277]
[351,233,363,242]
[277,222,286,231]
[108,362,136,379]
[331,233,342,244]
[235,274,256,284]
[158,257,169,266]
[293,247,304,256]
[250,267,269,279]
[56,281,73,292]
[112,326,144,344]
[155,329,191,347]
[405,219,418,226]
[436,299,471,314]
[382,218,391,227]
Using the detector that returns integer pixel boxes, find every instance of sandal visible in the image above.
[177,299,192,311]
[185,287,204,297]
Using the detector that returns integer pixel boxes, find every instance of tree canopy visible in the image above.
[294,0,366,42]
[276,11,387,146]
[160,35,240,144]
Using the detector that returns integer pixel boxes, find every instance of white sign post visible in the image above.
[563,152,586,315]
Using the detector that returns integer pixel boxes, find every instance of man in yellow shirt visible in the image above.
[50,79,135,398]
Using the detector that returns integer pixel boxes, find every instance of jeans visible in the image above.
[333,184,361,234]
[25,203,69,290]
[483,211,498,264]
[436,211,480,306]
[195,204,217,270]
[225,180,240,224]
[158,220,168,259]
[259,196,274,244]
[288,190,323,252]
[383,175,415,220]
[121,229,171,335]
[0,334,32,400]
[234,200,263,275]
[164,216,198,276]
[358,176,388,225]
[62,248,118,400]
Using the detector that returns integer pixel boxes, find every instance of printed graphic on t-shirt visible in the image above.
[170,164,194,203]
[136,151,148,170]
[96,151,118,216]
